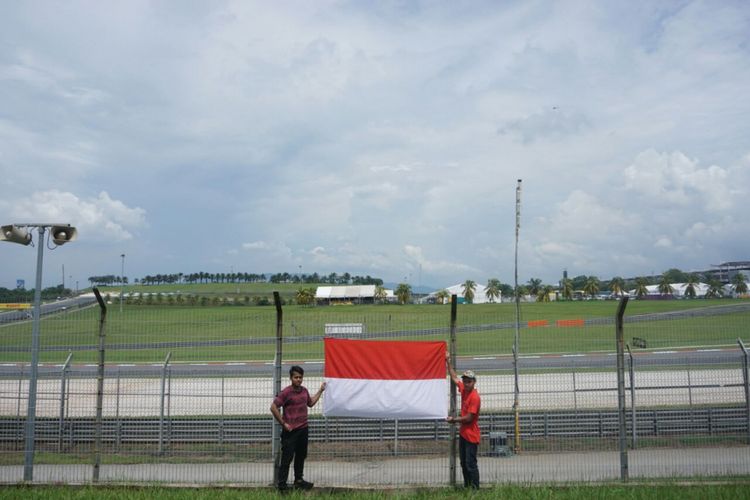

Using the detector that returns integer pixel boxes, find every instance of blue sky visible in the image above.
[1,1,749,290]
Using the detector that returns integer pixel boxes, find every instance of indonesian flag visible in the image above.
[323,338,448,419]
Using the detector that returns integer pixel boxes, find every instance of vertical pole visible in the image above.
[115,371,121,452]
[394,419,399,456]
[220,376,225,446]
[272,291,283,486]
[738,339,750,444]
[58,351,73,453]
[626,344,636,449]
[616,296,629,480]
[513,179,522,454]
[572,367,578,411]
[93,288,107,481]
[449,294,457,486]
[158,351,172,455]
[120,254,125,314]
[24,226,45,481]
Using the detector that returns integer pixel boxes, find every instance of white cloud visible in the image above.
[3,190,145,242]
[624,150,733,211]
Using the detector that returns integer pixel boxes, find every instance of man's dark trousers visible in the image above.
[278,427,309,486]
[459,436,479,488]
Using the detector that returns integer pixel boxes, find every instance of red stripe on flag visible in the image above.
[324,338,446,380]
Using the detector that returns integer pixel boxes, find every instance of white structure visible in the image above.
[627,282,711,298]
[315,285,394,304]
[426,283,497,304]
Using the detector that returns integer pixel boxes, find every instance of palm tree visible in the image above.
[733,273,748,295]
[537,285,553,302]
[560,278,573,301]
[374,285,387,304]
[634,277,649,298]
[583,276,600,299]
[295,287,315,306]
[706,278,724,298]
[608,277,625,297]
[395,283,412,304]
[683,274,699,299]
[485,279,501,303]
[462,280,477,304]
[658,273,674,297]
[527,278,542,297]
[435,289,450,305]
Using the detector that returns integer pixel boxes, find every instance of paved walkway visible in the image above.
[2,447,748,486]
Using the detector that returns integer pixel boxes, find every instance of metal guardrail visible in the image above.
[0,407,745,447]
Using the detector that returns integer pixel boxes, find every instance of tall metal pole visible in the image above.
[272,291,283,486]
[512,179,522,453]
[738,338,750,445]
[120,254,125,314]
[449,294,458,486]
[616,296,630,480]
[93,288,107,481]
[24,226,45,481]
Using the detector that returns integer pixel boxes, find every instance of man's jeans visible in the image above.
[459,436,479,488]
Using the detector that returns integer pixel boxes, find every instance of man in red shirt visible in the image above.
[446,353,481,488]
[270,365,326,491]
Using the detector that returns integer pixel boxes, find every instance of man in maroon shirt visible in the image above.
[446,353,481,488]
[270,365,326,491]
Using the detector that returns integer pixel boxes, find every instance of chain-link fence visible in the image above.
[1,290,749,485]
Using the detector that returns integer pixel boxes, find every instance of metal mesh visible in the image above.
[0,295,748,485]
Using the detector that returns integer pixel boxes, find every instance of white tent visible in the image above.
[427,283,496,304]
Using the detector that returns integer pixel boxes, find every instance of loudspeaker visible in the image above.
[51,225,78,246]
[0,225,32,245]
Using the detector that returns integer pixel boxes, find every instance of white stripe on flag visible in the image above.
[323,378,448,419]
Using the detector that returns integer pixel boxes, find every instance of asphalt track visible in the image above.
[0,347,741,378]
[1,446,748,485]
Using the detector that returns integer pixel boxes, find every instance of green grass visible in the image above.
[2,483,750,499]
[0,299,748,363]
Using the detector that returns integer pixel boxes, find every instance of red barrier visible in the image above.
[556,319,585,327]
[527,320,549,328]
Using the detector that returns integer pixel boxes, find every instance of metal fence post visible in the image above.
[16,367,22,451]
[272,291,283,486]
[449,294,457,487]
[615,296,629,481]
[159,351,172,455]
[394,419,399,456]
[92,288,107,482]
[626,344,636,449]
[738,338,750,445]
[115,370,121,452]
[58,351,73,453]
[220,375,225,446]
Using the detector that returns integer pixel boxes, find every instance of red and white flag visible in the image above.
[323,338,447,419]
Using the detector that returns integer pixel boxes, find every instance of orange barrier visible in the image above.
[527,319,549,328]
[556,319,585,327]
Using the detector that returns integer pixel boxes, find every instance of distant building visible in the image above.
[315,285,394,305]
[424,283,496,304]
[704,261,750,284]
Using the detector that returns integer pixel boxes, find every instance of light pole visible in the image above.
[1,223,77,481]
[120,253,125,313]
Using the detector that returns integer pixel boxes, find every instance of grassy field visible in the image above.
[2,483,750,499]
[1,297,748,363]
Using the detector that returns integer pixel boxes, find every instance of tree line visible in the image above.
[87,271,383,287]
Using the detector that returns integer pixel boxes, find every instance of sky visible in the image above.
[1,0,749,291]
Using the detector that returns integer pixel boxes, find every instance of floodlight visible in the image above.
[0,224,32,245]
[51,225,78,245]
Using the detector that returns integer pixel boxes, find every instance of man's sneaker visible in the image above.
[294,479,314,490]
[277,482,289,492]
